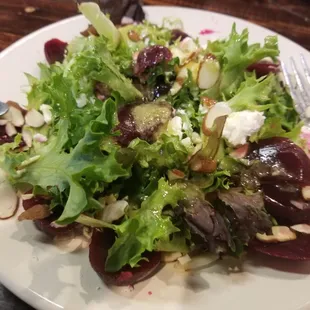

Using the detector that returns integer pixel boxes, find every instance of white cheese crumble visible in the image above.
[76,93,88,108]
[167,116,183,139]
[223,110,265,146]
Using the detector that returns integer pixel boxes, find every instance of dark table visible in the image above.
[0,0,309,309]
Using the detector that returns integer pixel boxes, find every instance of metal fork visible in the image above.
[0,101,8,116]
[281,54,310,121]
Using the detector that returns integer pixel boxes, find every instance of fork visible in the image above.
[0,101,8,116]
[281,54,310,121]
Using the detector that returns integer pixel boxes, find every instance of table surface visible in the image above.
[0,0,310,309]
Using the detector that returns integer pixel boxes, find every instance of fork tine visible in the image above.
[280,60,304,115]
[300,54,310,86]
[290,57,310,107]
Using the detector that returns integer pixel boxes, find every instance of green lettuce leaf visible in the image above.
[202,24,279,99]
[129,134,188,169]
[105,178,185,272]
[4,98,131,224]
[78,2,121,48]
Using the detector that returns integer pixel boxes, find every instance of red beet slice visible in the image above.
[263,184,310,225]
[134,45,172,75]
[249,235,310,260]
[89,229,162,286]
[44,39,67,65]
[23,195,78,237]
[247,137,310,184]
[247,61,279,78]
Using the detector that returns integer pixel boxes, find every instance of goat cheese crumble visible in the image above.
[223,110,265,146]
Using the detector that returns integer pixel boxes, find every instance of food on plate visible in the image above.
[1,2,310,287]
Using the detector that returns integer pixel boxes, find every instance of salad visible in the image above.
[1,2,310,287]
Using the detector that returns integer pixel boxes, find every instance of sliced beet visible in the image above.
[247,61,279,78]
[44,39,68,65]
[249,235,310,260]
[170,29,189,42]
[89,229,162,286]
[246,137,310,224]
[23,195,78,237]
[247,137,310,184]
[134,45,172,75]
[262,184,310,225]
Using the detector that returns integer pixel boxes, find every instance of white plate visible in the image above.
[1,6,310,310]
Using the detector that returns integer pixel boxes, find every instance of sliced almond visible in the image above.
[0,180,19,219]
[190,156,217,173]
[33,133,48,143]
[290,224,310,235]
[230,144,249,159]
[7,100,25,112]
[167,169,185,181]
[257,226,297,243]
[161,252,182,263]
[2,109,12,122]
[21,193,34,200]
[301,186,310,201]
[10,106,24,127]
[290,200,306,210]
[256,233,278,243]
[22,127,33,148]
[18,204,50,221]
[39,104,52,124]
[25,109,45,128]
[0,119,8,126]
[202,102,231,136]
[272,226,296,241]
[54,236,84,253]
[198,57,220,89]
[5,122,17,137]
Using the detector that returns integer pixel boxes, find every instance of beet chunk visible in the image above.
[44,38,68,65]
[23,195,78,237]
[89,229,162,286]
[249,235,310,260]
[247,61,279,78]
[170,29,190,42]
[134,45,172,75]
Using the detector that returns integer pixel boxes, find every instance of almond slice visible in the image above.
[22,127,33,147]
[272,226,296,241]
[301,186,310,201]
[2,109,12,122]
[5,122,17,137]
[33,133,48,143]
[256,226,297,243]
[18,204,50,221]
[39,104,52,124]
[198,57,220,89]
[202,102,231,136]
[9,106,24,127]
[25,109,45,128]
[256,233,278,243]
[230,144,249,159]
[0,180,19,219]
[167,169,185,181]
[290,224,310,235]
[0,119,8,126]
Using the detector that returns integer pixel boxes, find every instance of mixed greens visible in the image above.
[1,2,310,284]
